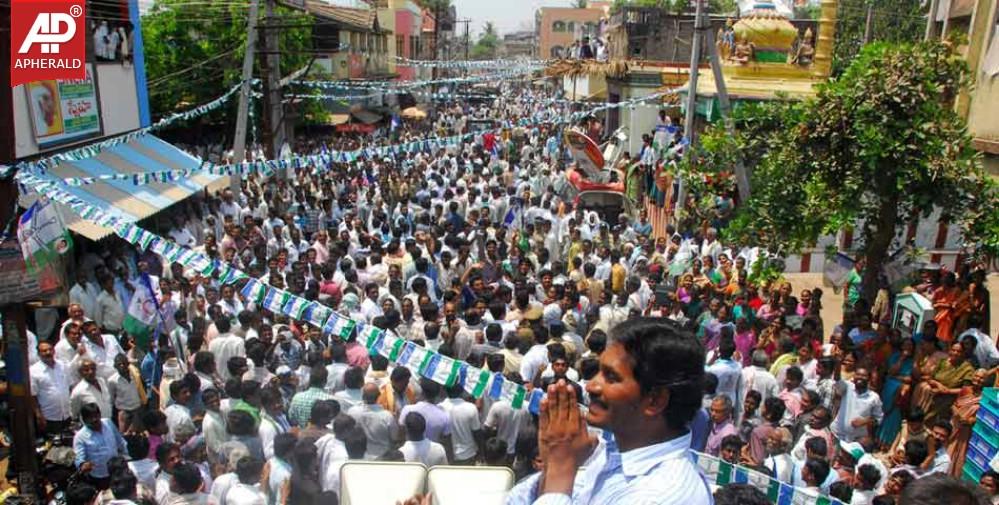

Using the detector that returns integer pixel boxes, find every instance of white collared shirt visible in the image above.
[70,377,112,419]
[30,359,72,421]
[508,432,712,505]
[399,438,448,467]
[441,397,482,461]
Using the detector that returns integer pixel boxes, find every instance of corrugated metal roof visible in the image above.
[305,1,379,32]
[19,135,227,241]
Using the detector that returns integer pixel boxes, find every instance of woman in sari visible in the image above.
[877,338,916,450]
[932,272,971,343]
[948,369,988,477]
[917,342,977,423]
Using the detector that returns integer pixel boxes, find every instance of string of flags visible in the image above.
[291,68,542,92]
[50,89,678,187]
[3,81,254,180]
[391,56,549,70]
[693,452,845,505]
[14,170,546,413]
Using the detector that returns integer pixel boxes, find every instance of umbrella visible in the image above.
[401,106,427,120]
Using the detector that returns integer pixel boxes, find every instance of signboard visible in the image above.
[24,64,102,148]
[564,128,605,180]
[335,123,376,133]
[0,239,63,305]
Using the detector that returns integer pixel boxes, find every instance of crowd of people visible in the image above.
[16,80,998,505]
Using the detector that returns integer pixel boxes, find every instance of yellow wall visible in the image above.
[962,0,999,172]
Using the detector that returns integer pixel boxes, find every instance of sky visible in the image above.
[451,0,574,37]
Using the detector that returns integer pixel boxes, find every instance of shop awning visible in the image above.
[20,135,227,241]
[350,109,383,124]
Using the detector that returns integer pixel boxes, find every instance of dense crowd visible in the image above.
[18,81,997,505]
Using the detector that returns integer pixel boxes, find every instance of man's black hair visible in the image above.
[608,317,705,431]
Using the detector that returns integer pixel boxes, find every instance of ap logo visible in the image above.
[19,12,78,54]
[10,0,86,87]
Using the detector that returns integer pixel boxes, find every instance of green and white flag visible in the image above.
[326,315,358,342]
[122,273,160,350]
[17,198,72,273]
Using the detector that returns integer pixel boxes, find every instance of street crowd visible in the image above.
[20,80,998,505]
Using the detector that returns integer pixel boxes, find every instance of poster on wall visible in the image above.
[25,65,102,148]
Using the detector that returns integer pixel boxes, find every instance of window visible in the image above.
[396,34,404,57]
[552,20,566,32]
[551,45,565,58]
[566,21,576,33]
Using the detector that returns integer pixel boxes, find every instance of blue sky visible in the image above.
[452,0,573,36]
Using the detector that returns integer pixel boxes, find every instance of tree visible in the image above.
[142,0,314,121]
[471,22,500,59]
[571,0,590,8]
[680,41,999,304]
[832,0,924,74]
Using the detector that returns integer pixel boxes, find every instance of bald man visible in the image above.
[347,383,395,459]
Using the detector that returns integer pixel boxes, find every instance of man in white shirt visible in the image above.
[221,456,266,505]
[164,381,195,443]
[107,354,145,433]
[94,275,125,334]
[69,272,98,320]
[742,350,780,408]
[259,388,291,460]
[483,397,532,459]
[70,358,112,420]
[519,331,549,384]
[332,367,365,411]
[832,367,883,443]
[706,339,743,414]
[208,318,245,382]
[441,384,483,465]
[399,412,448,467]
[31,341,73,435]
[80,321,124,380]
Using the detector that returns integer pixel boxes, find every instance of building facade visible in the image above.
[306,0,391,80]
[536,7,605,59]
[933,0,999,177]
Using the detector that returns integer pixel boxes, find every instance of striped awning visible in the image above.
[20,135,227,241]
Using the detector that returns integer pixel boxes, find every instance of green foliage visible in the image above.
[684,41,998,300]
[142,0,314,122]
[832,0,924,75]
[471,22,500,59]
[571,0,590,8]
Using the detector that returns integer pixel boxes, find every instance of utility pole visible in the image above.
[863,1,874,44]
[230,0,261,196]
[925,0,940,40]
[675,0,706,223]
[0,181,38,503]
[706,23,750,204]
[262,0,287,176]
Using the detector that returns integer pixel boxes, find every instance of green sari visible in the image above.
[927,359,975,422]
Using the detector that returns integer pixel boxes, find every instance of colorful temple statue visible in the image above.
[731,2,800,64]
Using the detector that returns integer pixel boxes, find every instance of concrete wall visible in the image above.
[537,7,604,59]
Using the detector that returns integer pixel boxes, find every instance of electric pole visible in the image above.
[0,180,38,503]
[675,0,706,223]
[262,0,287,176]
[863,1,874,44]
[925,0,940,40]
[706,19,749,204]
[230,0,261,196]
